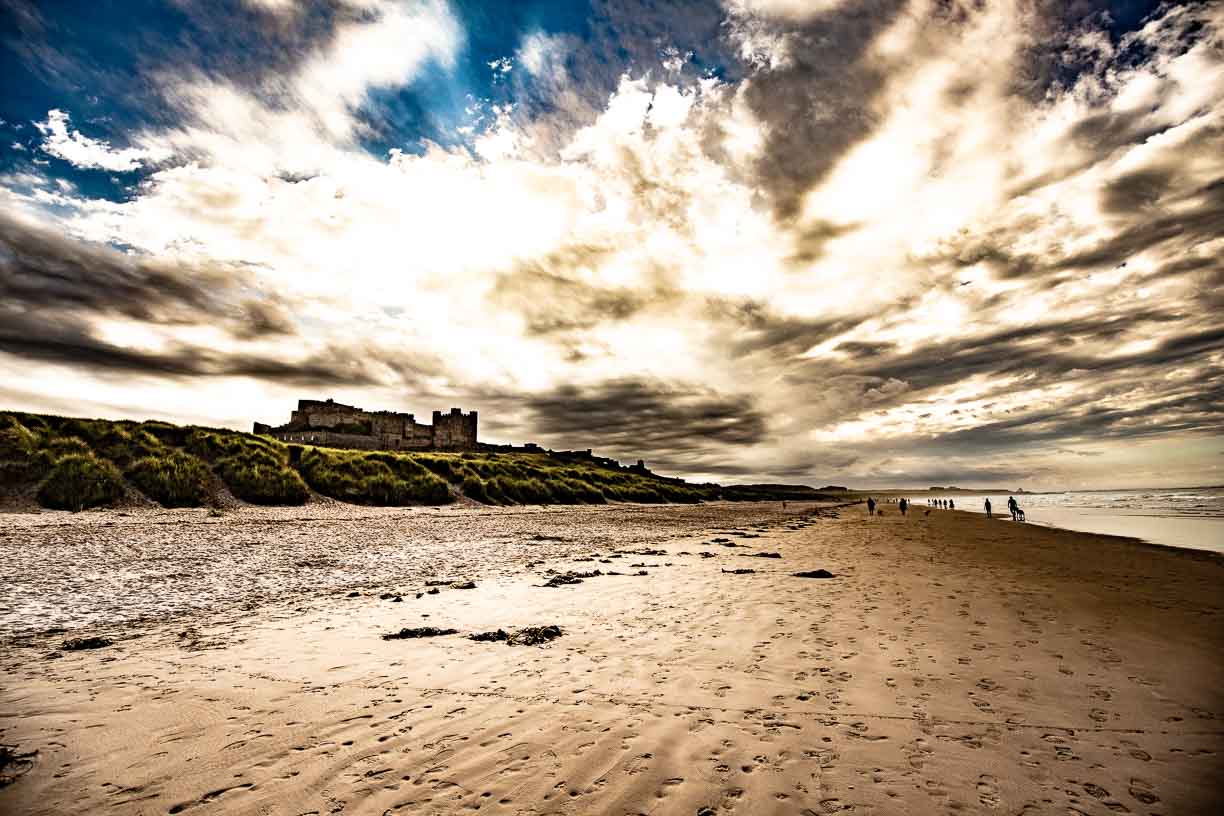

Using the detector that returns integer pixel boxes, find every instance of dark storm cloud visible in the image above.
[737,0,910,222]
[0,213,447,387]
[788,219,860,265]
[1099,166,1177,214]
[931,378,1224,451]
[0,212,291,336]
[836,310,1209,392]
[524,378,767,454]
[932,165,1224,283]
[1056,177,1224,271]
[490,245,676,336]
[834,340,896,359]
[708,299,864,358]
[0,306,429,387]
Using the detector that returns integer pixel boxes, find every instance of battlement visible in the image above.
[257,398,477,451]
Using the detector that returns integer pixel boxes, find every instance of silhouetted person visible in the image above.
[867,497,876,516]
[1008,496,1019,521]
[984,498,992,518]
[899,498,908,516]
[948,499,954,510]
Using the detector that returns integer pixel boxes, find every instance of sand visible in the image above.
[1,503,1221,815]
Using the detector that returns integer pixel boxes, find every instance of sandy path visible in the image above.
[1,506,1221,815]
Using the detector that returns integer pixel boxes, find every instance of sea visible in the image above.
[917,486,1224,555]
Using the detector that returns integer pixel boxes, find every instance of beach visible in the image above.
[1,503,1221,815]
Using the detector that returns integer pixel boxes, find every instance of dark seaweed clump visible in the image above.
[381,627,459,640]
[507,625,563,646]
[61,636,113,650]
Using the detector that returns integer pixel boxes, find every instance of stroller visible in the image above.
[1015,507,1026,522]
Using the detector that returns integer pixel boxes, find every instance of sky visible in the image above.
[1,0,1222,490]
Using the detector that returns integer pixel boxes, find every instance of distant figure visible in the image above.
[867,497,876,516]
[899,498,908,516]
[949,499,955,510]
[782,501,787,510]
[1008,496,1019,521]
[984,498,992,518]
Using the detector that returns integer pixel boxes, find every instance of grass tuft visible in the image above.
[37,453,125,511]
[127,450,212,508]
[216,448,309,505]
[299,448,451,506]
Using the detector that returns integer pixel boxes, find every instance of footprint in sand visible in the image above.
[977,773,1001,807]
[1128,778,1159,805]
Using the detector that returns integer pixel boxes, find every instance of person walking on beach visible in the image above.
[867,497,876,516]
[1007,496,1018,521]
[899,498,908,516]
[948,499,955,510]
[984,498,992,518]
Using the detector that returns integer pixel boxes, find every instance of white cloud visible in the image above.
[723,0,848,22]
[133,0,461,174]
[240,0,299,14]
[291,0,461,139]
[517,31,568,80]
[35,109,168,172]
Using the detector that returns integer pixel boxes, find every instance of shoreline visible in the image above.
[2,503,1222,814]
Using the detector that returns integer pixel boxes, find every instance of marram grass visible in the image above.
[0,410,827,511]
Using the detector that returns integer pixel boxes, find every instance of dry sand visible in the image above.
[1,503,1221,815]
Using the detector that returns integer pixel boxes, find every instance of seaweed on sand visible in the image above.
[507,625,562,646]
[381,627,458,640]
[1,744,37,788]
[469,625,563,646]
[61,636,112,650]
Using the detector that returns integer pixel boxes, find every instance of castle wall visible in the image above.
[404,421,435,449]
[431,408,477,450]
[295,404,366,429]
[258,399,477,452]
[269,430,382,450]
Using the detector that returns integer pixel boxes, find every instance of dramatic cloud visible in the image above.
[1,0,1222,488]
[35,110,169,172]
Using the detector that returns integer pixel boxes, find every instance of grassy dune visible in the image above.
[0,411,831,511]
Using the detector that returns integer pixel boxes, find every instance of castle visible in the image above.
[254,399,477,451]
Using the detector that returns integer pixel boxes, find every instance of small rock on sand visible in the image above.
[747,552,782,559]
[450,580,477,590]
[793,569,835,579]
